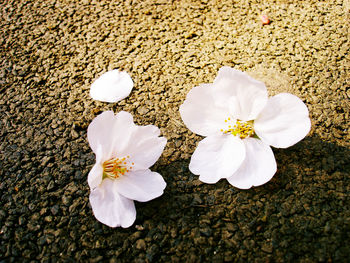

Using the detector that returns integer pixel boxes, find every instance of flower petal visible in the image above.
[88,163,103,189]
[227,138,277,189]
[87,143,104,189]
[115,169,166,202]
[90,69,133,103]
[213,66,268,121]
[89,178,136,228]
[87,111,136,160]
[189,135,246,184]
[254,93,311,148]
[120,124,167,170]
[180,84,230,137]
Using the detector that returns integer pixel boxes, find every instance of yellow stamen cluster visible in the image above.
[220,118,255,139]
[102,156,134,179]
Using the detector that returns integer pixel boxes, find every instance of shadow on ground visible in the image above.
[62,134,348,262]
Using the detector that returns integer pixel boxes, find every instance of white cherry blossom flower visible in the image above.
[87,111,167,227]
[90,69,133,103]
[180,66,311,189]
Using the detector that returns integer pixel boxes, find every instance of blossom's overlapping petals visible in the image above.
[227,138,277,189]
[87,111,136,160]
[89,178,136,228]
[122,125,167,171]
[254,93,311,148]
[180,84,230,137]
[189,135,246,183]
[115,169,166,202]
[213,67,268,121]
[90,69,133,103]
[88,111,166,170]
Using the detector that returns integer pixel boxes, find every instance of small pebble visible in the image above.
[260,14,270,25]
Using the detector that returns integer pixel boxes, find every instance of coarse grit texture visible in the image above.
[0,0,349,262]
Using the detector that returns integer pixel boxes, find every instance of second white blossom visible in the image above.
[180,66,311,189]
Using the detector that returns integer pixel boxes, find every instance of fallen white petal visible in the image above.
[189,135,246,184]
[89,178,136,228]
[254,93,311,148]
[214,66,268,121]
[180,84,230,137]
[90,69,133,103]
[227,138,277,189]
[115,169,166,202]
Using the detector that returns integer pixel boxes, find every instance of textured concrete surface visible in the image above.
[0,0,349,262]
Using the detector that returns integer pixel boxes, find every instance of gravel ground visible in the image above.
[1,0,349,262]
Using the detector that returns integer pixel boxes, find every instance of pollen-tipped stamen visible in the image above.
[222,119,255,139]
[102,156,133,179]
